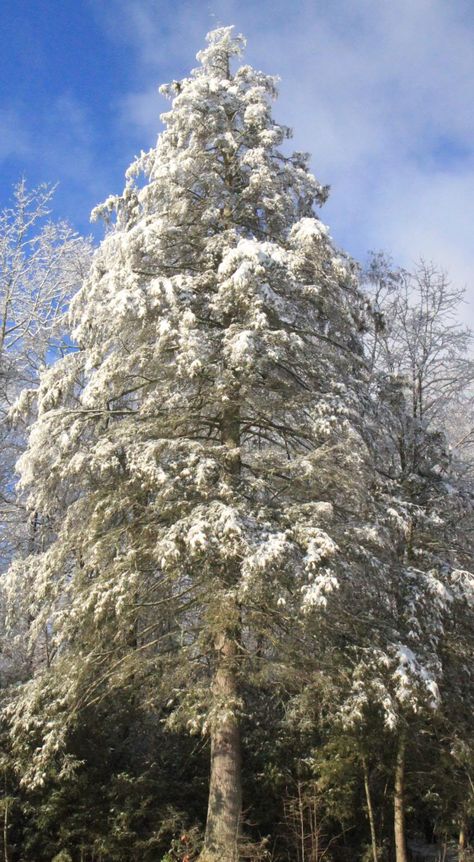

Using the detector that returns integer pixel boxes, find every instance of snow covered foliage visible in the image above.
[340,254,474,731]
[5,28,384,780]
[0,181,92,572]
[0,183,92,704]
[4,36,474,849]
[286,254,474,751]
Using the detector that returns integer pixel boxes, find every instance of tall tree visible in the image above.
[361,253,474,860]
[0,182,91,862]
[8,28,398,861]
[282,254,474,862]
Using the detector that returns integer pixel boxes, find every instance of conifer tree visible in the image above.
[9,28,391,861]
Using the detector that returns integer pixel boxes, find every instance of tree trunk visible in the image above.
[362,754,379,862]
[394,732,408,862]
[200,401,242,861]
[3,772,9,862]
[459,820,467,862]
[201,625,242,862]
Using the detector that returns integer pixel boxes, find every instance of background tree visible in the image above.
[361,253,474,861]
[0,182,92,862]
[0,180,92,571]
[364,252,474,443]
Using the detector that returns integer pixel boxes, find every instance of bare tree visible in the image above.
[364,254,474,861]
[0,180,92,569]
[365,253,474,427]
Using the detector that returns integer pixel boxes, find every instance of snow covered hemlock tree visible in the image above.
[10,28,384,861]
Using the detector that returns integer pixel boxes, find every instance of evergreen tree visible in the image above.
[7,28,460,862]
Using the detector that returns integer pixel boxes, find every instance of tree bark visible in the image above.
[362,754,379,862]
[459,819,467,862]
[201,624,242,862]
[200,401,242,861]
[3,771,9,862]
[3,799,8,862]
[394,732,408,862]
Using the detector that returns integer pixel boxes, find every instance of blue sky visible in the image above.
[1,0,474,312]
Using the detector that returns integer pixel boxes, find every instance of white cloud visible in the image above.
[370,167,474,291]
[94,0,474,316]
